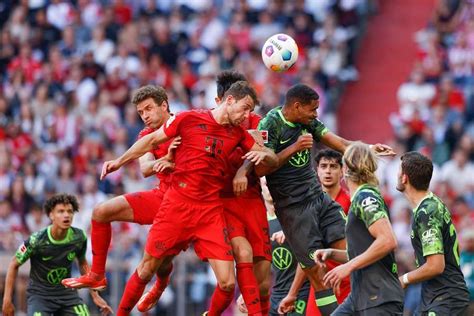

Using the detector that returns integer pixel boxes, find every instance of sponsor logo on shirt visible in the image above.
[272,247,293,270]
[361,196,378,213]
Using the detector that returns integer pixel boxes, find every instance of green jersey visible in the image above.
[346,184,403,311]
[258,107,328,208]
[411,192,469,311]
[16,226,87,298]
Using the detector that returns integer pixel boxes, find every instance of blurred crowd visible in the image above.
[0,0,371,314]
[382,0,474,310]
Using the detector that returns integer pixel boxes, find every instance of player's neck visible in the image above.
[323,185,340,200]
[281,106,297,123]
[50,225,69,241]
[404,187,430,209]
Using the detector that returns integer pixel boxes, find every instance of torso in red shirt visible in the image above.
[163,110,255,201]
[220,112,262,199]
[138,127,174,194]
[335,187,351,214]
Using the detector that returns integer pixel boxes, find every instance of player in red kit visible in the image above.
[99,81,278,316]
[62,86,177,305]
[208,71,272,315]
[305,150,351,315]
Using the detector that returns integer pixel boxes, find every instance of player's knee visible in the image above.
[233,244,253,263]
[92,203,109,222]
[217,279,235,292]
[258,276,271,294]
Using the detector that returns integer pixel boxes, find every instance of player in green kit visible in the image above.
[257,84,395,315]
[397,152,469,315]
[2,194,112,316]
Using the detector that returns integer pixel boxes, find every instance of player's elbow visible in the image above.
[427,259,445,276]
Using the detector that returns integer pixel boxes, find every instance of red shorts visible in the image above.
[145,189,233,261]
[124,188,164,225]
[222,196,271,261]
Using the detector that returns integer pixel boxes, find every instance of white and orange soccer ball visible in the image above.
[261,33,299,72]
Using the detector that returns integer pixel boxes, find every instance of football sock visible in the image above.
[236,262,262,315]
[91,220,111,276]
[117,270,148,316]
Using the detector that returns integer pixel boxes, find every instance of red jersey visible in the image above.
[163,110,255,201]
[138,127,174,193]
[220,112,262,199]
[335,187,351,214]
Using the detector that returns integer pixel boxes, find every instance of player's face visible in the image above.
[227,95,254,126]
[396,162,406,192]
[296,99,319,125]
[136,97,168,129]
[317,158,343,189]
[49,203,74,230]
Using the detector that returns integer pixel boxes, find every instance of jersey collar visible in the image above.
[413,191,433,214]
[277,109,297,127]
[47,226,74,244]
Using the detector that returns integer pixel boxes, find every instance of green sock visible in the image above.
[315,289,338,316]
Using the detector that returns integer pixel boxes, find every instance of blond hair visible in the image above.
[343,142,378,186]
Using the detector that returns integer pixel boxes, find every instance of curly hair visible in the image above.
[44,193,80,216]
[131,85,169,113]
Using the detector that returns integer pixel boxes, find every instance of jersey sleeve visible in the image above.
[258,115,278,151]
[162,112,184,138]
[356,190,388,228]
[309,119,329,141]
[415,203,444,257]
[15,233,38,265]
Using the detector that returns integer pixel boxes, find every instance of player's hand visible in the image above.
[314,249,332,268]
[100,159,122,180]
[166,136,181,159]
[243,150,268,165]
[90,290,114,315]
[322,262,352,297]
[153,159,175,173]
[278,294,297,314]
[2,300,15,316]
[236,294,248,313]
[271,230,286,244]
[233,172,248,196]
[370,143,396,156]
[294,134,313,151]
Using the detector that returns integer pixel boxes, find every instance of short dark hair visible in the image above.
[44,194,80,216]
[222,81,259,105]
[216,70,247,99]
[400,151,433,190]
[131,85,169,113]
[285,84,319,106]
[315,149,343,167]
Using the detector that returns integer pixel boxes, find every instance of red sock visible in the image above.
[155,263,173,292]
[236,263,262,315]
[208,284,234,315]
[260,294,270,315]
[117,271,148,316]
[91,220,111,276]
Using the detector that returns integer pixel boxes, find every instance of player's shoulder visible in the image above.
[258,107,281,128]
[27,228,48,247]
[415,193,443,219]
[354,185,383,210]
[70,227,88,242]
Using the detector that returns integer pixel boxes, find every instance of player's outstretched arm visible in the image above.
[314,249,349,268]
[101,127,170,179]
[321,132,396,156]
[2,257,21,316]
[243,143,279,167]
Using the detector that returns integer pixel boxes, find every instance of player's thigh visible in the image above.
[92,195,134,222]
[123,189,164,224]
[358,301,403,316]
[60,302,90,316]
[319,193,346,247]
[420,304,468,316]
[27,295,57,316]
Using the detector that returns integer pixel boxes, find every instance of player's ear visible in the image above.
[215,97,221,105]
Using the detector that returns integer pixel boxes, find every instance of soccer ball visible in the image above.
[261,33,299,72]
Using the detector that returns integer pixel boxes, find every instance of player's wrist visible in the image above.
[402,273,410,285]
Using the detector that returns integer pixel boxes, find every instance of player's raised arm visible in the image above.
[101,127,170,180]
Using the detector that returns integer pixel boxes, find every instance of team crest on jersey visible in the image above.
[289,149,309,167]
[165,115,176,128]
